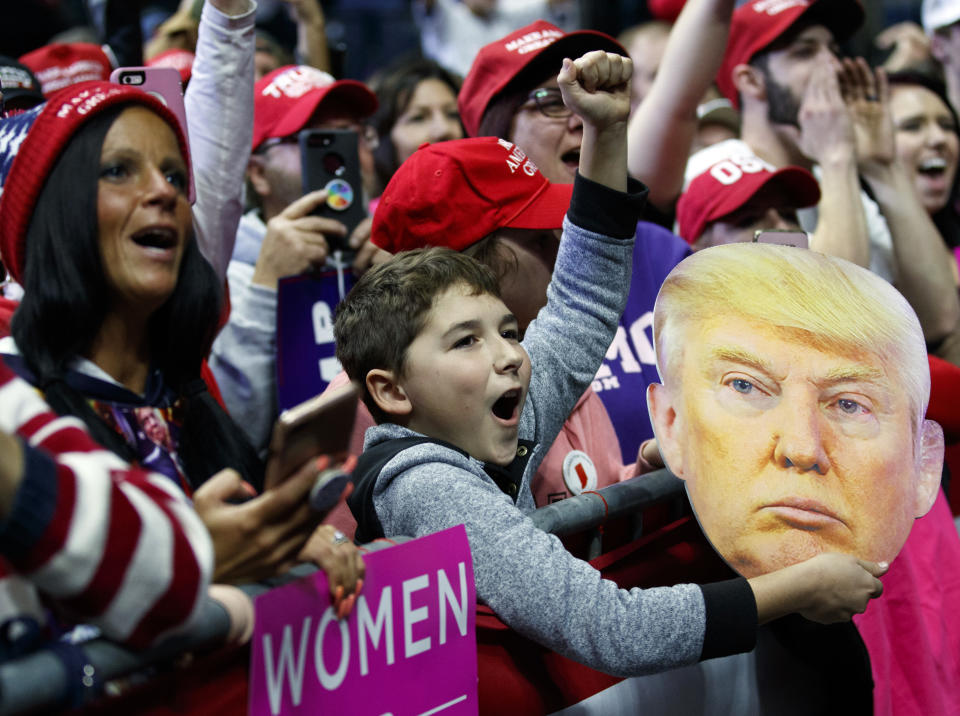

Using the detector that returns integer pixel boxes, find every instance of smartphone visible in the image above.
[300,129,367,251]
[753,229,809,249]
[110,66,195,204]
[264,381,360,490]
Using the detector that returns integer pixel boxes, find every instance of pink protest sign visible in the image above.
[249,526,478,716]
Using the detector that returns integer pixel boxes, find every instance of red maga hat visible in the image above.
[677,155,820,243]
[20,42,113,97]
[373,136,573,254]
[458,20,625,137]
[717,0,864,108]
[252,65,377,150]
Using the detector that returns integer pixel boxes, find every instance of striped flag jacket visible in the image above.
[0,362,213,658]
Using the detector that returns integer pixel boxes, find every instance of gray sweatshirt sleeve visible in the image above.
[376,455,710,677]
[520,174,642,451]
[371,175,756,676]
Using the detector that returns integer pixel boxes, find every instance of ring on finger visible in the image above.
[332,530,349,545]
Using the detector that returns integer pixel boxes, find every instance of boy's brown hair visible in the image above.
[334,247,501,423]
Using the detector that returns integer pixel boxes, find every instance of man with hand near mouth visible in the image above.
[702,0,960,347]
[648,242,945,578]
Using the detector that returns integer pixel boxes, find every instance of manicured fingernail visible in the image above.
[355,578,364,596]
[344,594,356,616]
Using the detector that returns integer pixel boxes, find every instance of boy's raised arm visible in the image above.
[557,50,632,193]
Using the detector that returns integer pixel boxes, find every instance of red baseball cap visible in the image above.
[458,20,626,137]
[252,65,377,150]
[677,157,820,243]
[20,42,113,97]
[373,137,573,253]
[717,0,864,108]
[147,48,195,86]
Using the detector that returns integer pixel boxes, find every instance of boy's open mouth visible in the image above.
[492,388,521,421]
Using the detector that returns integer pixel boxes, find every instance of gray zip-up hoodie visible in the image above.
[351,175,757,677]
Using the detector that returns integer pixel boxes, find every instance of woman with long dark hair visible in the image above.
[887,69,960,364]
[888,70,960,253]
[0,82,363,596]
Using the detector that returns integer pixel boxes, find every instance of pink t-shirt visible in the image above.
[853,490,960,715]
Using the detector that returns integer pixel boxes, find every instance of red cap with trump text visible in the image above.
[373,137,573,254]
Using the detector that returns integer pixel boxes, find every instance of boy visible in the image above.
[334,50,886,676]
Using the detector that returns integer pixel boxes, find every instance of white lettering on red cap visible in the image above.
[261,66,335,100]
[709,154,775,185]
[497,139,540,176]
[752,0,809,16]
[36,61,109,94]
[505,143,526,173]
[55,86,124,118]
[504,29,564,54]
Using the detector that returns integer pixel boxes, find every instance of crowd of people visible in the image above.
[1,0,960,712]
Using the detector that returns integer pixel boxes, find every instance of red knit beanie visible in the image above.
[0,80,192,285]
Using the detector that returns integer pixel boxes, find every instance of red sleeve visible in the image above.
[927,355,960,442]
[0,362,214,647]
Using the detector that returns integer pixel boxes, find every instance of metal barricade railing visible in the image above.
[0,473,683,715]
[530,468,685,559]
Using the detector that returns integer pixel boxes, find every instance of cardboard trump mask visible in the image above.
[647,243,944,578]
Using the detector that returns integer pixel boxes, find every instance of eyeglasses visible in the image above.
[522,87,572,119]
[257,125,379,153]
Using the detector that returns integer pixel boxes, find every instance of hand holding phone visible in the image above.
[300,129,367,252]
[264,381,360,490]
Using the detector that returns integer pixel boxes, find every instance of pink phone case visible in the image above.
[109,67,194,203]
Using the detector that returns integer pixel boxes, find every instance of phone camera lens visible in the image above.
[323,152,345,176]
